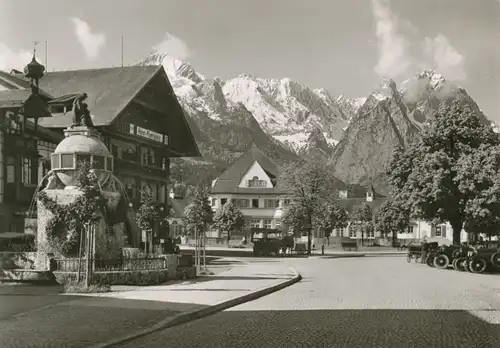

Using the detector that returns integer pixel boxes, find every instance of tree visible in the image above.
[457,143,500,241]
[281,203,307,235]
[374,198,410,246]
[316,202,349,243]
[388,100,500,245]
[136,189,159,253]
[212,202,244,244]
[182,187,214,241]
[280,160,339,254]
[352,203,373,245]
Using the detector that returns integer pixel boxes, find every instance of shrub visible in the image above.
[64,283,111,294]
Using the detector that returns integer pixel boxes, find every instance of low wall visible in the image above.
[54,266,196,286]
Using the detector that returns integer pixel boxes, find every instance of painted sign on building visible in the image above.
[129,124,168,145]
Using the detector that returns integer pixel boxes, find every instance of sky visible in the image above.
[1,0,499,119]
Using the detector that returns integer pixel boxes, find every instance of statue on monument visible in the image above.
[72,93,94,127]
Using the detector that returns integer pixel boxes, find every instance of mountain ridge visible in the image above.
[137,53,496,194]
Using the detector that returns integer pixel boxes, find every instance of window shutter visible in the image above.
[430,225,435,237]
[441,225,447,238]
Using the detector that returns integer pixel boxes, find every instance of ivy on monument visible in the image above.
[37,161,108,252]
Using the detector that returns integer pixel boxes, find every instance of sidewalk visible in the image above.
[0,258,299,348]
[181,245,407,257]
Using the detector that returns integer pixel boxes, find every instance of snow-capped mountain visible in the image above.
[138,52,348,156]
[138,52,495,192]
[335,95,367,122]
[137,53,301,184]
[222,75,348,153]
[330,69,492,194]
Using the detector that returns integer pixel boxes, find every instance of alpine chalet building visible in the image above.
[209,145,288,239]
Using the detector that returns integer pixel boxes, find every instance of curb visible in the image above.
[90,267,302,348]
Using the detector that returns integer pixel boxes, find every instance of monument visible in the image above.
[35,100,127,269]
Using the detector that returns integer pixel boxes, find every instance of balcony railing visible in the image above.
[114,158,166,176]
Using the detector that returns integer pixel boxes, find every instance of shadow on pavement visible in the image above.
[116,309,500,348]
[0,296,210,348]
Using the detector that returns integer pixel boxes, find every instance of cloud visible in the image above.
[0,43,36,71]
[70,17,106,59]
[153,33,191,60]
[370,0,414,79]
[423,34,466,80]
[370,0,466,81]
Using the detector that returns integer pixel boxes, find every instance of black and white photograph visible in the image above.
[0,0,499,347]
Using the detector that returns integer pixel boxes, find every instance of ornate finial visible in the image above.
[24,41,45,88]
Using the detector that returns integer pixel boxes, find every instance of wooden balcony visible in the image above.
[114,158,167,178]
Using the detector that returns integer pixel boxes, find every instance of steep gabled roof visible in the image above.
[0,90,34,108]
[38,66,161,127]
[211,144,287,194]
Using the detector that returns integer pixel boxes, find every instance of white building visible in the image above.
[209,145,288,238]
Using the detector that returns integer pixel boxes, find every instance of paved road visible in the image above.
[117,256,500,348]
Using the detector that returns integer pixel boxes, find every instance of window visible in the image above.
[337,227,345,237]
[275,219,281,229]
[250,219,260,228]
[367,229,375,238]
[4,111,24,134]
[248,176,267,187]
[21,157,32,185]
[221,198,228,206]
[264,199,279,208]
[92,156,105,170]
[76,154,91,166]
[239,199,249,208]
[140,147,157,167]
[407,225,415,234]
[161,157,168,170]
[349,226,357,238]
[6,156,15,183]
[61,154,74,169]
[51,154,60,169]
[251,199,259,208]
[264,219,272,229]
[435,225,446,237]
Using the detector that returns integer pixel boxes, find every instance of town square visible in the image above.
[0,0,499,347]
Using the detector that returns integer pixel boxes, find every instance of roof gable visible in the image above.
[38,66,160,128]
[211,145,285,194]
[238,161,274,188]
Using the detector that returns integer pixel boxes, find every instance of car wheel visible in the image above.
[455,257,467,271]
[469,258,487,274]
[433,254,450,269]
[491,251,500,267]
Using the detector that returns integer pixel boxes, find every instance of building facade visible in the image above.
[0,80,62,233]
[0,64,199,241]
[209,145,288,238]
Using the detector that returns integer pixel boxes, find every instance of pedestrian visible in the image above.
[421,241,428,264]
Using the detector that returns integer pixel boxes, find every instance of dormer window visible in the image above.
[248,176,267,188]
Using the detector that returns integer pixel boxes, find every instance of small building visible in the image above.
[209,144,289,239]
